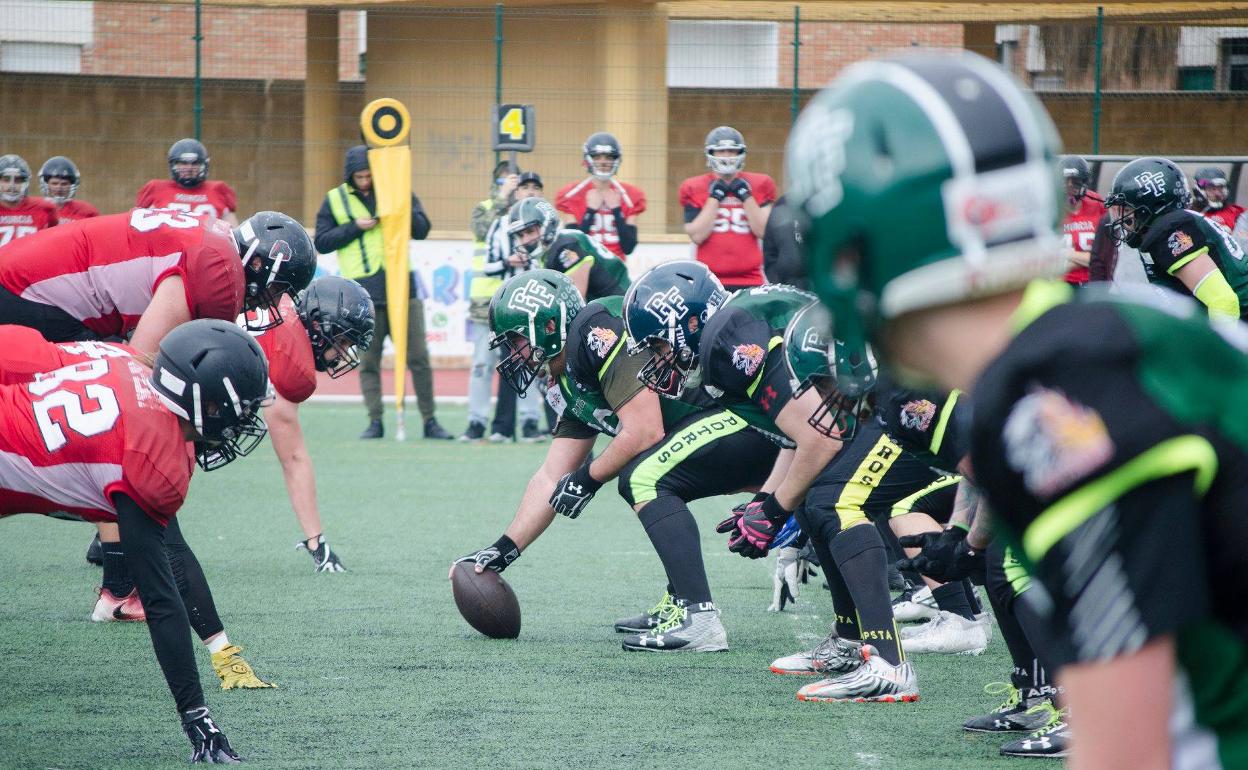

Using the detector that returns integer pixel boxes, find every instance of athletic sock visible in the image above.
[100,541,134,597]
[962,579,983,615]
[637,496,712,605]
[830,523,901,665]
[796,506,860,638]
[931,581,975,620]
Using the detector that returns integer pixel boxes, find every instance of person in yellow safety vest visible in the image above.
[313,144,452,440]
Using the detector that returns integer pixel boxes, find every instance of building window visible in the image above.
[1178,66,1216,90]
[1224,38,1248,90]
[667,20,779,88]
[0,41,81,73]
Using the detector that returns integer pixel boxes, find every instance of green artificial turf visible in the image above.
[0,404,1023,769]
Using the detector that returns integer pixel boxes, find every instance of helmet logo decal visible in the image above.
[731,344,765,376]
[800,327,829,354]
[643,287,688,323]
[788,108,854,218]
[508,279,556,314]
[1134,170,1167,198]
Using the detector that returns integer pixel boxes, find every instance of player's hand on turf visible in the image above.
[181,706,242,764]
[548,465,602,519]
[708,179,731,203]
[897,527,985,583]
[728,176,752,201]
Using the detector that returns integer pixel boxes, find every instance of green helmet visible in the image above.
[783,302,875,440]
[488,269,584,392]
[786,51,1065,356]
[1104,157,1190,248]
[507,197,561,259]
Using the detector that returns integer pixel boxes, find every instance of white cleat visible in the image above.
[796,646,919,703]
[892,584,938,623]
[621,601,728,652]
[901,610,989,655]
[769,633,864,676]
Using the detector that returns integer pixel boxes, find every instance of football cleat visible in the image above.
[621,601,728,652]
[460,421,486,442]
[86,532,103,566]
[796,645,919,703]
[91,587,145,622]
[999,702,1070,758]
[614,589,677,633]
[892,584,938,622]
[900,610,988,655]
[521,420,548,443]
[963,683,1056,733]
[211,644,276,690]
[770,633,865,676]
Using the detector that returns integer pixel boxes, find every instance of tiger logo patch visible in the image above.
[732,343,766,376]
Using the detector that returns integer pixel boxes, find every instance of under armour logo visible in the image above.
[508,279,556,314]
[644,287,688,323]
[568,483,584,494]
[1134,170,1167,197]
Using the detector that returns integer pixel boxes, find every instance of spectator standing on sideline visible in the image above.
[679,127,775,290]
[462,161,520,441]
[314,145,452,440]
[555,132,646,260]
[762,194,806,289]
[39,157,99,223]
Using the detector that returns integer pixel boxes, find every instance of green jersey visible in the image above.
[542,228,630,302]
[1138,208,1248,318]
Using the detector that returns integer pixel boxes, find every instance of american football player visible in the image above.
[793,48,1248,766]
[39,156,99,223]
[678,126,776,290]
[453,267,782,652]
[137,139,239,225]
[555,132,647,258]
[505,197,630,301]
[1191,166,1247,244]
[1057,155,1105,286]
[0,154,57,246]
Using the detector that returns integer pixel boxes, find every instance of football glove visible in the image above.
[708,178,731,202]
[181,706,242,764]
[768,545,802,612]
[728,496,790,559]
[549,465,602,519]
[296,534,346,573]
[211,645,276,690]
[453,535,520,574]
[728,176,752,201]
[714,500,751,540]
[897,526,986,583]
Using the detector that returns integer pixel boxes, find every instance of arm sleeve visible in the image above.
[410,193,431,240]
[113,493,205,713]
[683,205,702,224]
[613,208,638,255]
[313,197,362,254]
[1193,269,1240,320]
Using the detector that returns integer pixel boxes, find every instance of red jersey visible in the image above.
[56,199,101,223]
[245,295,316,404]
[136,179,237,221]
[554,178,647,259]
[1203,203,1246,234]
[1061,193,1106,285]
[0,197,57,248]
[679,171,777,287]
[0,325,138,386]
[0,208,244,339]
[0,353,193,525]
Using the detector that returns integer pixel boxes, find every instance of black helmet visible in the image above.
[583,132,621,180]
[1059,155,1092,203]
[704,126,747,175]
[296,276,375,378]
[234,211,317,329]
[0,154,30,204]
[168,138,209,188]
[1104,157,1190,248]
[39,156,80,204]
[150,319,272,471]
[1192,166,1230,211]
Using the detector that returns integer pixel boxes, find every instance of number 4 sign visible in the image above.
[492,104,535,152]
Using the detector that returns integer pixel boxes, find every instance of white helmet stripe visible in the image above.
[223,376,243,417]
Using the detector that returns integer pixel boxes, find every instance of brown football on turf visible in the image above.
[451,562,521,639]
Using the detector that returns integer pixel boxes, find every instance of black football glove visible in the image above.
[454,535,520,574]
[708,179,731,202]
[296,535,346,573]
[181,706,242,764]
[549,464,603,519]
[897,527,986,583]
[728,176,752,201]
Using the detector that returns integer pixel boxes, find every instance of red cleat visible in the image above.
[91,587,146,622]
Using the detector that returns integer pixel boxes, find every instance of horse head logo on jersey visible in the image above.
[508,279,556,315]
[899,399,937,433]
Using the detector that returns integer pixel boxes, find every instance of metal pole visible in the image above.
[495,3,503,167]
[790,5,801,125]
[1092,6,1103,153]
[193,0,202,140]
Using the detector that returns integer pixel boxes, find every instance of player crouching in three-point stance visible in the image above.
[790,49,1248,766]
[453,267,783,651]
[0,320,273,762]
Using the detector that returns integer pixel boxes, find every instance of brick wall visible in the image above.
[778,22,963,89]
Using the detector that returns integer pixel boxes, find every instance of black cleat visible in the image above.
[86,532,103,566]
[360,419,384,439]
[423,418,453,440]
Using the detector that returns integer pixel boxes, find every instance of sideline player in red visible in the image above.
[0,319,271,762]
[1058,155,1106,286]
[244,275,375,572]
[0,208,315,355]
[137,139,239,225]
[1192,166,1247,236]
[554,132,647,259]
[39,156,100,223]
[679,126,776,290]
[0,154,57,248]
